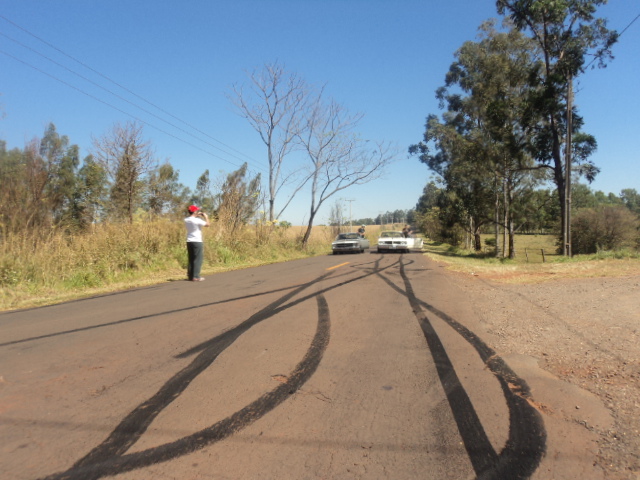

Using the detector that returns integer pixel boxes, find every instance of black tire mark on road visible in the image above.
[390,258,546,479]
[390,261,498,473]
[40,294,331,480]
[36,257,395,479]
[69,273,332,470]
[414,294,547,480]
[0,284,308,348]
[2,257,387,349]
[174,257,399,360]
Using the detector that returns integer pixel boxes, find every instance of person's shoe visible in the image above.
[192,277,205,282]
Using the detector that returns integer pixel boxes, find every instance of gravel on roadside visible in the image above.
[446,270,640,480]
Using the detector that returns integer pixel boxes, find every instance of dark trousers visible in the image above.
[186,242,204,280]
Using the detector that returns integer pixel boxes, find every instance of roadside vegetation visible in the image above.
[0,221,341,312]
[0,222,403,312]
[406,4,640,279]
[0,115,391,311]
[409,3,629,261]
[421,234,640,284]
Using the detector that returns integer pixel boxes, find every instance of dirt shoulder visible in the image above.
[440,262,640,479]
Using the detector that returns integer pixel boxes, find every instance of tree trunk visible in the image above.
[502,175,508,259]
[474,227,482,252]
[268,143,275,222]
[550,114,567,255]
[494,177,501,258]
[301,210,317,247]
[269,198,275,224]
[508,218,515,259]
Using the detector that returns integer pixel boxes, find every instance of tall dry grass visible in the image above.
[0,220,335,311]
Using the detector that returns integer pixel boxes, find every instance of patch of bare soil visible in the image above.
[449,270,640,480]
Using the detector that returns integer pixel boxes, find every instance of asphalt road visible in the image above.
[0,252,546,480]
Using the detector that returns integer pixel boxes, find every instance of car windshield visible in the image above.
[336,233,360,240]
[379,231,403,238]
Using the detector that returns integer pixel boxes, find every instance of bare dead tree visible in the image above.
[92,122,155,223]
[298,96,397,246]
[228,61,310,222]
[328,199,347,237]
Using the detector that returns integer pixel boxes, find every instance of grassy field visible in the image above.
[479,234,561,262]
[422,234,640,284]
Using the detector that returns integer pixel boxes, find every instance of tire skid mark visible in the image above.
[417,296,547,480]
[40,294,331,480]
[67,274,331,471]
[3,257,387,349]
[1,284,307,348]
[392,259,546,479]
[178,258,401,361]
[35,257,393,479]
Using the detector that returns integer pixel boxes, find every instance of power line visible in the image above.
[0,14,258,165]
[0,14,267,175]
[0,49,264,174]
[0,31,267,175]
[584,12,640,69]
[618,13,640,37]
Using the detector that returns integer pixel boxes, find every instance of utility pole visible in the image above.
[564,75,573,256]
[345,199,355,231]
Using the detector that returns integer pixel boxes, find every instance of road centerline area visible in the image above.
[326,261,350,271]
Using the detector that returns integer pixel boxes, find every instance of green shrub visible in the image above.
[571,206,639,254]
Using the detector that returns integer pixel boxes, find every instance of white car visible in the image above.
[376,231,423,253]
[332,232,370,254]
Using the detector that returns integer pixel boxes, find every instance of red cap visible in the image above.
[188,205,200,213]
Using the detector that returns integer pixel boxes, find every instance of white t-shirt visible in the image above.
[185,217,207,242]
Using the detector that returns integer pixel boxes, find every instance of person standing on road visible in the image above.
[402,225,412,238]
[358,225,366,237]
[185,205,210,282]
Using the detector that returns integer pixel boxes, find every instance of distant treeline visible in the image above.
[0,122,262,239]
[414,181,640,256]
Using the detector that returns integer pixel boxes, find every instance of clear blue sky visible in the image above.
[1,1,638,225]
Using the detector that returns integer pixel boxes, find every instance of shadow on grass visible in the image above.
[422,241,562,264]
[423,242,494,260]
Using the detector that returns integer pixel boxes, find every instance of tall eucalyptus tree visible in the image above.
[496,0,618,254]
[40,123,80,225]
[411,22,541,256]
